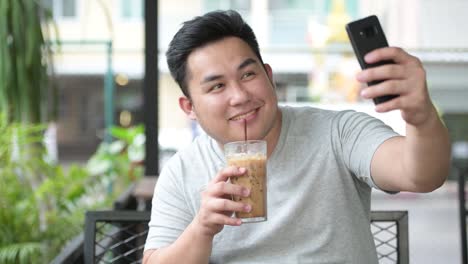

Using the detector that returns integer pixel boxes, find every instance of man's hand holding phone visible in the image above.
[347,15,438,127]
[355,47,436,127]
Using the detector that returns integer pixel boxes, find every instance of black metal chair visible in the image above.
[84,210,408,264]
[453,156,468,264]
[84,210,151,264]
[371,210,409,264]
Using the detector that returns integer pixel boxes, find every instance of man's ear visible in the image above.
[264,63,274,81]
[179,96,197,120]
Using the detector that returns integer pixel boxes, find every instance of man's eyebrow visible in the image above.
[200,58,258,85]
[238,58,258,70]
[201,74,223,84]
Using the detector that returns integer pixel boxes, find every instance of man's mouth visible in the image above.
[230,109,257,121]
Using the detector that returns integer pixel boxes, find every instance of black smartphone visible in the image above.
[346,15,398,105]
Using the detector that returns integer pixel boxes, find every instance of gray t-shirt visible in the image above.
[145,106,399,263]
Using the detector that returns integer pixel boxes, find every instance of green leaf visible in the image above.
[0,242,43,264]
[110,124,144,143]
[11,0,29,122]
[109,140,125,154]
[0,1,9,114]
[1,0,54,123]
[128,134,145,162]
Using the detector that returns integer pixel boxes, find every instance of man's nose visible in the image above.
[229,82,250,105]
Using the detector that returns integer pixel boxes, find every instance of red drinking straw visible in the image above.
[244,119,247,142]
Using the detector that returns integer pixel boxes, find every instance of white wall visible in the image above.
[420,0,468,48]
[358,0,468,48]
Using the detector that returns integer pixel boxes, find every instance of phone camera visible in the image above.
[360,26,378,38]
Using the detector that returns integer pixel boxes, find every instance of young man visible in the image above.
[144,10,450,263]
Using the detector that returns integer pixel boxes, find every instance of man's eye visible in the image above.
[210,83,224,91]
[242,72,255,79]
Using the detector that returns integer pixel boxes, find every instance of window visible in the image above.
[204,0,251,12]
[61,0,76,18]
[120,0,143,19]
[42,0,77,19]
[268,0,358,47]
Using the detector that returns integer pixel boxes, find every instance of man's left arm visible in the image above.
[356,47,451,193]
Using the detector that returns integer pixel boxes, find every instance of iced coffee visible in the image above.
[224,140,267,223]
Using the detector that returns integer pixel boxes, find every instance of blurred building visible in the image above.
[47,0,468,164]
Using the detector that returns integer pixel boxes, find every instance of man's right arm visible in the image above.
[143,166,251,264]
[143,220,213,264]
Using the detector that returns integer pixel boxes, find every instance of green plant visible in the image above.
[0,114,47,263]
[87,125,145,191]
[0,113,127,263]
[0,2,143,263]
[0,0,57,123]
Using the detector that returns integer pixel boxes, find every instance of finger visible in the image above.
[374,97,403,113]
[360,80,405,99]
[356,64,406,83]
[212,166,246,183]
[364,47,412,65]
[206,181,250,197]
[207,198,251,213]
[211,214,242,226]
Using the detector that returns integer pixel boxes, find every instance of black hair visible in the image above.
[166,10,264,98]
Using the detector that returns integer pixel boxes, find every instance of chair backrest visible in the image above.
[84,210,408,264]
[84,210,151,264]
[370,210,409,264]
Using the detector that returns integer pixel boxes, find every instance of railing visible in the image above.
[51,185,138,264]
[80,210,409,264]
[371,211,409,264]
[84,211,149,264]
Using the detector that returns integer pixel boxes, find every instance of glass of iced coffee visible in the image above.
[224,140,267,223]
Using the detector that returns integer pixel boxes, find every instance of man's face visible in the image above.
[180,36,280,145]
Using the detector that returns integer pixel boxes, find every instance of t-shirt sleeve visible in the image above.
[333,110,400,191]
[144,156,193,251]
